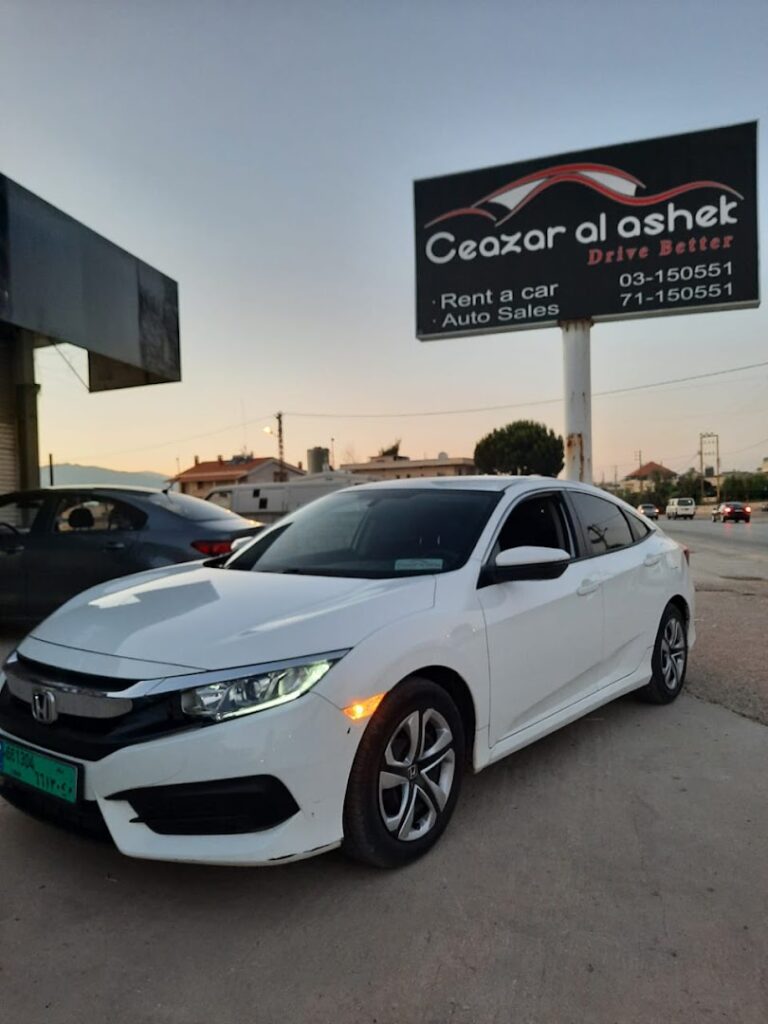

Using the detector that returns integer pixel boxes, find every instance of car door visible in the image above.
[0,492,47,622]
[24,493,146,620]
[567,491,663,687]
[477,490,605,746]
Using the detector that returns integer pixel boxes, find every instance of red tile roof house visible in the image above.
[171,454,304,497]
[623,461,676,495]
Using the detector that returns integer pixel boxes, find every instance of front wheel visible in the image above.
[638,604,688,704]
[342,678,465,868]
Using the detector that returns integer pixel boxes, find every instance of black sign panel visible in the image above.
[0,173,180,391]
[414,122,758,340]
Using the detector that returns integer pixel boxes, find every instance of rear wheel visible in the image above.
[342,678,465,868]
[638,604,688,704]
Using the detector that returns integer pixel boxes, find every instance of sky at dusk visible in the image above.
[1,0,766,482]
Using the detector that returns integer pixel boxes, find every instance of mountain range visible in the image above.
[39,464,170,489]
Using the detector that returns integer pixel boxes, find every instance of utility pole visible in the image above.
[276,411,285,482]
[699,432,720,505]
[634,450,643,493]
[561,319,592,482]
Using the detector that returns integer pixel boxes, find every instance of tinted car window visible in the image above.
[571,493,634,555]
[52,496,147,532]
[624,510,651,543]
[0,494,45,534]
[230,488,501,578]
[496,495,573,555]
[150,492,245,522]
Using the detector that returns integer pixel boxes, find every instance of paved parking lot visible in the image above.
[1,517,767,1023]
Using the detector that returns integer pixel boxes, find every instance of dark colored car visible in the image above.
[0,487,262,625]
[711,501,751,523]
[637,503,659,520]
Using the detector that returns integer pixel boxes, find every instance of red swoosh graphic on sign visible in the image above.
[424,162,743,228]
[481,162,645,204]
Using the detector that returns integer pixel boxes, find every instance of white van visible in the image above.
[665,497,696,520]
[206,472,378,523]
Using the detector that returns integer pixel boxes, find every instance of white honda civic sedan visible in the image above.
[0,478,694,868]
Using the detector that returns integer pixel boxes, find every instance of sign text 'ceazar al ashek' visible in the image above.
[414,122,758,339]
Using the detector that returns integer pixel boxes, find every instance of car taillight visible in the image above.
[192,540,233,556]
[724,506,732,513]
[745,506,752,513]
[682,545,690,565]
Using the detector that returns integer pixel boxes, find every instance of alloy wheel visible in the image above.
[659,616,686,690]
[378,708,456,842]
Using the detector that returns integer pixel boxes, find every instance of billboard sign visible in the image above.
[414,122,758,340]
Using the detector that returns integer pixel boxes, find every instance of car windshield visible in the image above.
[227,487,501,578]
[726,502,743,508]
[148,492,245,522]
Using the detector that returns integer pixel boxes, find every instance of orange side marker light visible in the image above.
[343,693,385,721]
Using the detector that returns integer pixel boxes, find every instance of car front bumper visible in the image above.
[0,691,359,865]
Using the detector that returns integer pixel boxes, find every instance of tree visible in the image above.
[474,420,564,477]
[378,440,401,458]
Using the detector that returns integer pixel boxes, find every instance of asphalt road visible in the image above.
[1,519,767,1023]
[663,516,768,725]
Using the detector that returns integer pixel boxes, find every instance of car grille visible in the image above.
[0,657,204,761]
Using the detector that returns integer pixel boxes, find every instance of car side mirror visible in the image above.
[480,546,571,586]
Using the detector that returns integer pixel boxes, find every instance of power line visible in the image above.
[50,341,89,391]
[283,360,768,420]
[63,359,768,462]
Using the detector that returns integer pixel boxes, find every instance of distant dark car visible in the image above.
[711,501,751,524]
[0,487,262,626]
[637,503,659,520]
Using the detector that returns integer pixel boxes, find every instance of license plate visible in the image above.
[0,738,79,804]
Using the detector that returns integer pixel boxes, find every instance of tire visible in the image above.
[637,603,688,705]
[745,518,751,524]
[342,678,465,868]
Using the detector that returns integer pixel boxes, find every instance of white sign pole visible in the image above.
[561,319,593,483]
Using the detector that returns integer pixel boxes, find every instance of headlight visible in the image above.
[179,654,345,721]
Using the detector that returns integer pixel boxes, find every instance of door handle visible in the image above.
[643,553,661,567]
[577,577,600,596]
[103,541,125,551]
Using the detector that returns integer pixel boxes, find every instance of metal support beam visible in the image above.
[561,319,593,483]
[12,333,40,490]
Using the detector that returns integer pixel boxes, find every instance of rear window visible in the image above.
[149,492,245,522]
[677,498,694,506]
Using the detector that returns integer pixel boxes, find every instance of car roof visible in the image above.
[341,476,627,499]
[1,485,167,500]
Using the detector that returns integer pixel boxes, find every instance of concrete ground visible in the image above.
[1,519,767,1023]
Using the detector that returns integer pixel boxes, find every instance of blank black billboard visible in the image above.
[414,122,758,340]
[0,174,180,391]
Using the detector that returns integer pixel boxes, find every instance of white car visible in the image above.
[0,478,695,868]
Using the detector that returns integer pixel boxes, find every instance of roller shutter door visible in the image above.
[0,344,19,493]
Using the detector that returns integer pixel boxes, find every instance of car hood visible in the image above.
[26,563,437,673]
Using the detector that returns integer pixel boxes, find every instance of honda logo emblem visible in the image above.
[31,689,58,725]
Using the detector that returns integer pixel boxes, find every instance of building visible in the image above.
[340,452,475,480]
[623,461,677,495]
[171,453,304,497]
[758,457,768,474]
[1,172,180,495]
